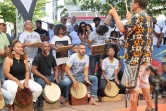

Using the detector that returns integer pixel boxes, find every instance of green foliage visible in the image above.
[0,0,49,23]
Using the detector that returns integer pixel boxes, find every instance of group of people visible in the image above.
[1,0,166,111]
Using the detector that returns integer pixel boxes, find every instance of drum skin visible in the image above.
[43,82,61,103]
[104,81,120,98]
[14,88,32,108]
[70,82,87,99]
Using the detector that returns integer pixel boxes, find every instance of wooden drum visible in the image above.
[104,81,120,98]
[91,44,105,56]
[0,97,5,110]
[43,82,61,103]
[70,82,87,99]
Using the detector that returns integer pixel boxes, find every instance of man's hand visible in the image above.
[84,78,91,85]
[26,43,33,47]
[115,77,120,84]
[107,81,111,89]
[126,11,132,20]
[73,81,79,91]
[23,80,29,88]
[44,77,51,86]
[157,42,161,48]
[109,5,118,18]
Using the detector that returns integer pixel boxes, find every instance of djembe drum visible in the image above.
[32,42,43,48]
[43,82,61,103]
[104,81,120,97]
[0,96,5,110]
[14,88,32,108]
[70,82,88,105]
[91,44,105,56]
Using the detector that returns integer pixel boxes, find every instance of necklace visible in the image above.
[15,58,20,63]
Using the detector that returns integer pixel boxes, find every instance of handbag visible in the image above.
[121,47,146,89]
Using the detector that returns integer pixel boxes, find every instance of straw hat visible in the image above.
[0,19,4,24]
[70,82,87,99]
[104,81,120,97]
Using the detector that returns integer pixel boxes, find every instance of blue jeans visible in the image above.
[63,75,98,97]
[34,75,68,106]
[0,63,4,83]
[89,55,101,76]
[1,88,13,105]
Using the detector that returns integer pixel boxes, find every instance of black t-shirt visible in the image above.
[32,53,57,76]
[34,28,49,39]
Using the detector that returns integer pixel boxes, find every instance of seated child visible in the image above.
[97,45,126,98]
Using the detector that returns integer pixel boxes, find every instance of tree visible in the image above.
[0,0,49,23]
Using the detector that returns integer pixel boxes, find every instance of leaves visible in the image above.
[0,0,49,23]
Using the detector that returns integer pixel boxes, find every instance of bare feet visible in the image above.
[61,100,70,107]
[89,100,100,106]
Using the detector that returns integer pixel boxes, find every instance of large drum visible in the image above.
[104,81,120,98]
[32,42,43,48]
[43,82,61,103]
[14,88,33,108]
[0,96,5,110]
[91,44,105,56]
[70,82,87,99]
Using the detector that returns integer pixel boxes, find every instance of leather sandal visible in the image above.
[145,107,155,111]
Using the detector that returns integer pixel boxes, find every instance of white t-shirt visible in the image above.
[162,25,166,35]
[153,24,161,45]
[89,31,109,46]
[19,31,41,60]
[51,35,71,65]
[69,31,81,45]
[66,53,89,77]
[101,57,119,80]
[107,26,119,35]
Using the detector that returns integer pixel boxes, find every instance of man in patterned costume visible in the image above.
[109,0,154,111]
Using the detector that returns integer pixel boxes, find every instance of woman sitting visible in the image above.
[3,40,42,111]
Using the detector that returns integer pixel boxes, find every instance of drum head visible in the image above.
[70,82,87,99]
[104,81,120,97]
[32,42,43,48]
[0,97,5,110]
[43,82,61,103]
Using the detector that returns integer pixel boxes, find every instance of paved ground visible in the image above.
[46,98,166,111]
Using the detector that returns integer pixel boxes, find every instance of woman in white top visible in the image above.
[51,24,72,81]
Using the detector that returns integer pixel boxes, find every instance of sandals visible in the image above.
[145,107,155,111]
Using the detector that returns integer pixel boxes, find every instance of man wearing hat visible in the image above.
[0,19,10,82]
[0,18,13,110]
[93,17,101,31]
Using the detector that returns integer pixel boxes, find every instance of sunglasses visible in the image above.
[81,25,86,28]
[64,19,67,21]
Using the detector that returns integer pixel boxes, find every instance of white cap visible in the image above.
[0,19,4,24]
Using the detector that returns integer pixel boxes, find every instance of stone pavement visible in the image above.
[46,98,166,111]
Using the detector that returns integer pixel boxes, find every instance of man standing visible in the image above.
[152,17,161,45]
[92,17,101,31]
[68,16,77,33]
[19,20,41,70]
[32,41,68,110]
[2,24,12,44]
[0,19,9,82]
[109,0,154,111]
[48,23,54,43]
[34,20,49,42]
[157,24,166,47]
[64,43,99,105]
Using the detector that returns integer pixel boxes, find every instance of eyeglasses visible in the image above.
[64,19,67,21]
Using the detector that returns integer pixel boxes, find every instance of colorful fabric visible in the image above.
[124,10,153,66]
